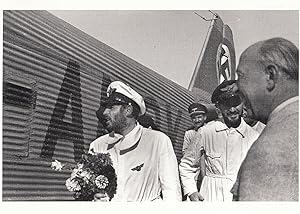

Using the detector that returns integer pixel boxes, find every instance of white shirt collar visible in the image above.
[107,122,143,151]
[215,118,248,138]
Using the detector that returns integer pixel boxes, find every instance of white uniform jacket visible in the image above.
[252,121,266,134]
[182,127,205,191]
[89,123,182,202]
[182,128,202,156]
[179,119,259,201]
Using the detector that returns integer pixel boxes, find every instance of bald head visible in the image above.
[237,37,298,123]
[241,38,298,77]
[259,38,298,80]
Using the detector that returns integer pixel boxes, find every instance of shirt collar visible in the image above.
[268,96,299,122]
[234,118,247,138]
[106,122,143,151]
[215,118,247,138]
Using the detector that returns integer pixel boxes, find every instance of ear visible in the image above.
[215,107,223,119]
[265,64,278,91]
[125,105,134,118]
[242,106,247,118]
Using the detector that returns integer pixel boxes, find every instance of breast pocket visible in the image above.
[204,152,223,175]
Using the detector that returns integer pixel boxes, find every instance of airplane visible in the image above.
[2,10,235,200]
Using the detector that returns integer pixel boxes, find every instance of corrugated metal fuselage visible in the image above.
[2,11,214,200]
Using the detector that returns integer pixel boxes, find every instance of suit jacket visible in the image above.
[235,96,299,201]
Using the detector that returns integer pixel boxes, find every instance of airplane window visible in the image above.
[3,82,35,109]
[3,79,36,158]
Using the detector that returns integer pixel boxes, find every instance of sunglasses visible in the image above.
[218,94,242,108]
[103,100,130,109]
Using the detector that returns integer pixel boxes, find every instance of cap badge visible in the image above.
[191,108,198,113]
[220,83,238,93]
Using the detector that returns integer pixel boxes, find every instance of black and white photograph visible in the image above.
[1,0,299,212]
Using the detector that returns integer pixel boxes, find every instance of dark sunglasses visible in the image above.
[218,94,242,108]
[103,100,130,109]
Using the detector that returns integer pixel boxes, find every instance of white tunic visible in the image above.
[182,128,201,156]
[179,119,259,201]
[182,127,205,192]
[252,121,266,134]
[89,123,182,202]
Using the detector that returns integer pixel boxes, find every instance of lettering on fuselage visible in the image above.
[40,60,84,161]
[40,61,183,161]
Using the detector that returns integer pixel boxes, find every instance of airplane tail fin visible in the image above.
[189,13,236,104]
[188,13,236,121]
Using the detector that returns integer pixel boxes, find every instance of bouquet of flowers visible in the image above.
[51,153,117,201]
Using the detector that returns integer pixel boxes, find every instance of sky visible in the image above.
[0,1,299,90]
[48,10,299,88]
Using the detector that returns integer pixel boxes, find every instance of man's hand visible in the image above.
[189,192,204,201]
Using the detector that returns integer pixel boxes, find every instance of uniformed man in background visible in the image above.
[89,81,182,201]
[179,80,259,201]
[182,103,208,156]
[181,103,208,196]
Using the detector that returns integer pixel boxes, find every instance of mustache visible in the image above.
[227,110,240,116]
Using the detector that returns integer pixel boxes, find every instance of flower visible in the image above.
[51,153,117,201]
[51,160,64,171]
[95,175,109,189]
[65,178,81,192]
[79,169,94,184]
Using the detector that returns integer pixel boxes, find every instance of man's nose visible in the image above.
[229,106,237,112]
[194,118,201,123]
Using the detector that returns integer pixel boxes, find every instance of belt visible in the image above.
[205,172,234,182]
[151,195,162,201]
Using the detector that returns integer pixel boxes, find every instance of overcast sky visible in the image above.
[49,10,298,88]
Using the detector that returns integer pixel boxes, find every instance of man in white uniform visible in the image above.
[182,103,207,156]
[182,103,207,193]
[89,81,182,201]
[179,80,259,201]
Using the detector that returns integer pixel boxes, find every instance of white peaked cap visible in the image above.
[106,81,146,116]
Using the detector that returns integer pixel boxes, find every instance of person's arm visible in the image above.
[158,136,182,201]
[182,131,192,156]
[179,138,205,201]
